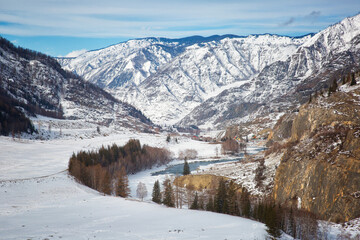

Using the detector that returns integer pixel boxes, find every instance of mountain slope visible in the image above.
[179,14,360,129]
[273,80,360,222]
[0,37,152,134]
[59,35,309,125]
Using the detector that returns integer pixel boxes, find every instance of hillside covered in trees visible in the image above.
[0,36,154,136]
[68,139,171,196]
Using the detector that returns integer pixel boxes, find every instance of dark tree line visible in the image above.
[0,94,36,136]
[152,176,319,239]
[68,139,171,196]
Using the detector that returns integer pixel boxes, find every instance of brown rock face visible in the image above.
[273,87,360,222]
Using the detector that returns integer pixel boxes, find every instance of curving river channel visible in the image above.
[151,146,266,176]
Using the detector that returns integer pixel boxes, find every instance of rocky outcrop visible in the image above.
[273,84,360,222]
[267,112,296,143]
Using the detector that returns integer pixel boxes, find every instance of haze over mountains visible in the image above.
[59,14,360,129]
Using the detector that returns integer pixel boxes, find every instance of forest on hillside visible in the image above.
[68,139,171,196]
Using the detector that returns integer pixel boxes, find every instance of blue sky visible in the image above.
[0,0,359,57]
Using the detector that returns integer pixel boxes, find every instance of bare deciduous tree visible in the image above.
[136,182,148,201]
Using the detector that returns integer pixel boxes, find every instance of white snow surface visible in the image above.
[58,14,360,127]
[59,34,309,125]
[0,119,269,240]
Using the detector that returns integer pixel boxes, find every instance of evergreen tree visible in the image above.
[342,76,346,85]
[116,166,130,197]
[198,194,205,210]
[101,170,112,195]
[328,78,338,96]
[240,188,251,218]
[162,179,175,207]
[190,192,199,210]
[289,207,296,238]
[332,78,338,91]
[206,196,215,212]
[215,179,228,214]
[351,72,357,86]
[183,160,190,175]
[152,180,161,203]
[227,181,239,216]
[265,204,281,239]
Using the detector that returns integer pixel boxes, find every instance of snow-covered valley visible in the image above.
[0,120,270,240]
[1,118,359,239]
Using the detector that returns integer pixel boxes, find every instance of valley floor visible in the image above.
[0,124,268,240]
[0,119,359,239]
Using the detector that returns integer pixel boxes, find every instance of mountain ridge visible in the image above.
[0,37,153,135]
[59,33,311,125]
[179,14,360,129]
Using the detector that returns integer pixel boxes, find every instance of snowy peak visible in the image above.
[302,14,360,50]
[179,14,360,129]
[59,34,309,125]
[58,14,360,128]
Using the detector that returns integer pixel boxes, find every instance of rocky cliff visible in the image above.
[273,82,360,222]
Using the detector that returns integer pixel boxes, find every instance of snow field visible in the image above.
[0,121,269,239]
[1,173,267,240]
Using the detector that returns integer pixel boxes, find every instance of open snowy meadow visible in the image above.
[0,121,269,240]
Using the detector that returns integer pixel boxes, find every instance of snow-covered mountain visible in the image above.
[60,14,360,129]
[59,34,309,124]
[179,14,360,128]
[0,37,152,132]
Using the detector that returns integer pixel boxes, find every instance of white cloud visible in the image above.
[0,0,359,38]
[64,49,87,58]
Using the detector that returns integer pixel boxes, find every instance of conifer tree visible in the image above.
[162,179,175,207]
[240,187,251,218]
[328,78,338,96]
[351,72,357,86]
[206,196,215,212]
[198,194,205,210]
[190,192,199,210]
[183,160,190,175]
[101,170,112,195]
[265,204,281,239]
[215,178,228,214]
[227,181,239,216]
[289,207,296,238]
[152,180,161,203]
[116,166,130,197]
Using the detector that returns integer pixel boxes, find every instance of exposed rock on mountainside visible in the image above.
[273,82,360,222]
[0,37,152,134]
[267,113,296,143]
[59,34,309,124]
[180,14,360,129]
